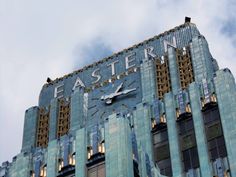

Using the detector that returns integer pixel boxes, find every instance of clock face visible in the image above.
[87,71,142,124]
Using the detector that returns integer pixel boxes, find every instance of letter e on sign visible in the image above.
[54,84,64,98]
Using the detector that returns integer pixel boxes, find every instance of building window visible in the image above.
[178,118,194,135]
[178,118,199,172]
[208,136,227,160]
[155,56,171,99]
[158,158,172,176]
[57,98,70,138]
[181,134,196,150]
[206,123,222,140]
[203,106,227,161]
[182,147,199,172]
[176,47,194,89]
[87,162,105,177]
[36,108,49,148]
[152,129,172,176]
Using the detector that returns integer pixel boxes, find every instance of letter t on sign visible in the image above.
[107,60,119,76]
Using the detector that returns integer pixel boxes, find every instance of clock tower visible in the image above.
[2,19,236,177]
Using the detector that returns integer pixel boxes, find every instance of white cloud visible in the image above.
[0,0,235,163]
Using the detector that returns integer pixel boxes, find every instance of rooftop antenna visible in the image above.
[46,77,52,83]
[185,16,191,23]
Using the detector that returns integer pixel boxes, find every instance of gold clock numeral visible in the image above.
[122,104,128,108]
[91,97,99,101]
[128,81,135,87]
[100,89,106,93]
[88,105,97,109]
[91,109,99,117]
[100,111,106,119]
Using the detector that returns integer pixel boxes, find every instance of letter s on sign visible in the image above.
[92,68,101,84]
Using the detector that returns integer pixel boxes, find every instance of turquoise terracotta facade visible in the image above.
[1,21,236,177]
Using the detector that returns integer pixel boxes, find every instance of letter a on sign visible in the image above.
[73,76,85,91]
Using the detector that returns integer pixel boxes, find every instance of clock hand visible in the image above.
[105,88,136,100]
[115,82,123,94]
[100,92,116,101]
[100,84,136,105]
[100,82,124,101]
[101,87,136,101]
[101,87,137,101]
[116,88,136,95]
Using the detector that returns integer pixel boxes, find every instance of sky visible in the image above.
[0,0,236,164]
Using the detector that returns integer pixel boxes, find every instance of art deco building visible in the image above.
[1,17,236,177]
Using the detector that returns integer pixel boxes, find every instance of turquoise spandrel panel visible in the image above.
[133,103,153,161]
[164,92,183,177]
[46,140,58,177]
[8,153,31,177]
[22,106,39,152]
[70,88,85,134]
[190,36,215,83]
[49,99,59,141]
[75,128,87,177]
[105,113,134,177]
[189,82,213,177]
[140,59,157,103]
[214,69,236,177]
[167,47,180,95]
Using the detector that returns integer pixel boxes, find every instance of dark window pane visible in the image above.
[183,150,191,162]
[160,169,165,175]
[183,150,191,171]
[165,166,172,176]
[157,158,172,176]
[153,129,171,176]
[203,111,210,124]
[183,160,191,171]
[208,139,217,150]
[161,131,168,141]
[88,163,105,177]
[203,107,220,124]
[181,134,196,150]
[185,119,194,132]
[211,108,220,121]
[206,123,222,140]
[153,133,160,144]
[179,118,194,135]
[153,130,168,144]
[217,136,225,146]
[179,122,185,134]
[182,147,199,171]
[203,106,227,161]
[210,148,218,160]
[191,147,199,168]
[217,136,227,158]
[97,163,105,177]
[218,145,227,157]
[88,168,97,177]
[155,144,170,161]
